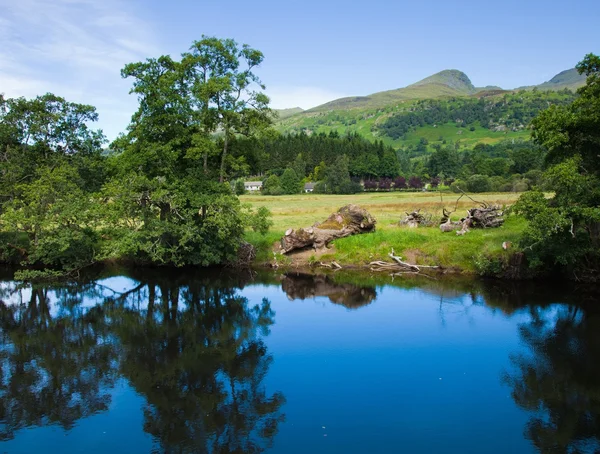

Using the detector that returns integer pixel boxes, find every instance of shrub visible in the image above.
[450,179,467,193]
[234,179,246,195]
[466,174,492,193]
[393,176,407,189]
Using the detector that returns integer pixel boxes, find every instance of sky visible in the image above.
[1,0,598,140]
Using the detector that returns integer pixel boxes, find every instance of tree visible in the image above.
[0,94,106,271]
[292,153,307,179]
[515,54,600,280]
[234,179,246,195]
[313,161,327,181]
[280,168,301,194]
[325,155,361,194]
[262,174,281,195]
[408,176,423,189]
[466,174,492,193]
[378,149,400,178]
[121,36,272,183]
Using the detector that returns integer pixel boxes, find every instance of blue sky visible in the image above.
[1,0,598,140]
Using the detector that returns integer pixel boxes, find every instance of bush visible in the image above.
[489,176,507,192]
[393,176,407,189]
[450,179,467,193]
[262,174,281,195]
[313,181,328,193]
[512,180,529,192]
[234,179,246,195]
[364,180,378,191]
[466,174,492,193]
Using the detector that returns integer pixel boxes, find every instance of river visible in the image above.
[0,268,598,453]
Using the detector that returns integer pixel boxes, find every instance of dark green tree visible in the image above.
[515,54,600,280]
[280,168,301,194]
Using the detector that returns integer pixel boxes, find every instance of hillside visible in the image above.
[276,67,582,148]
[310,70,476,112]
[274,107,304,119]
[536,68,586,90]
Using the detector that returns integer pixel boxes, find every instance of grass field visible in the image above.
[242,191,525,273]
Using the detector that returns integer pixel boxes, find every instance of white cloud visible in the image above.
[0,0,158,140]
[266,86,349,110]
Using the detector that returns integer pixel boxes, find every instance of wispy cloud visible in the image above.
[267,86,350,110]
[0,0,158,139]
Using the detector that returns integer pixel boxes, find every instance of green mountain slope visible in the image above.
[274,107,304,119]
[536,68,586,90]
[276,67,582,149]
[310,70,476,111]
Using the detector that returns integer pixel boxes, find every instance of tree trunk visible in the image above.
[280,204,376,253]
[219,129,228,184]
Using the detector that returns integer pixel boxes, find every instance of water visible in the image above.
[0,268,598,453]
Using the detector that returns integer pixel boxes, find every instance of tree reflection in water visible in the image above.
[0,272,285,453]
[0,281,118,441]
[281,272,376,309]
[503,300,600,453]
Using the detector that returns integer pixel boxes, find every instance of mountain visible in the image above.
[274,107,304,119]
[535,68,586,91]
[289,67,582,115]
[309,70,477,112]
[275,67,581,150]
[409,69,476,93]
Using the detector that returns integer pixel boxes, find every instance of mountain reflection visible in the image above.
[281,272,377,308]
[502,300,600,453]
[0,272,285,453]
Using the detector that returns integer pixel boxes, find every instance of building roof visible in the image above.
[244,181,263,187]
[304,182,316,189]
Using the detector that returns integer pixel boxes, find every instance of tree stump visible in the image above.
[280,204,376,254]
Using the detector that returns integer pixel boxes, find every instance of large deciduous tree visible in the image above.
[515,54,600,281]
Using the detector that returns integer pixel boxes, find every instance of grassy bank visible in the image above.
[242,191,525,274]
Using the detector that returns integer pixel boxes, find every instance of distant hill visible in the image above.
[409,69,476,93]
[310,70,477,112]
[275,67,583,149]
[274,107,304,119]
[535,68,586,91]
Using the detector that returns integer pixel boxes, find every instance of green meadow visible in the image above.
[243,191,524,273]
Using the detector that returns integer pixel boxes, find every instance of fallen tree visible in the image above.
[439,188,505,235]
[400,209,434,228]
[280,204,376,254]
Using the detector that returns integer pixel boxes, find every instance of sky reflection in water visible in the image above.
[0,270,598,453]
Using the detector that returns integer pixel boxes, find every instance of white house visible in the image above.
[304,182,315,193]
[244,181,263,192]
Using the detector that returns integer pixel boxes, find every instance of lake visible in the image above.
[0,268,598,453]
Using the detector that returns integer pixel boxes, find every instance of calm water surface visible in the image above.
[0,269,598,453]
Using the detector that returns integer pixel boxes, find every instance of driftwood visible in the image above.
[439,188,505,235]
[280,204,376,254]
[369,249,440,276]
[400,209,434,228]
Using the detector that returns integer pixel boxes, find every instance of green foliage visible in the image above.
[262,174,281,195]
[516,54,600,281]
[0,37,274,272]
[241,205,273,235]
[466,174,492,193]
[280,168,301,194]
[234,179,246,195]
[379,91,575,140]
[322,155,362,194]
[450,179,467,193]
